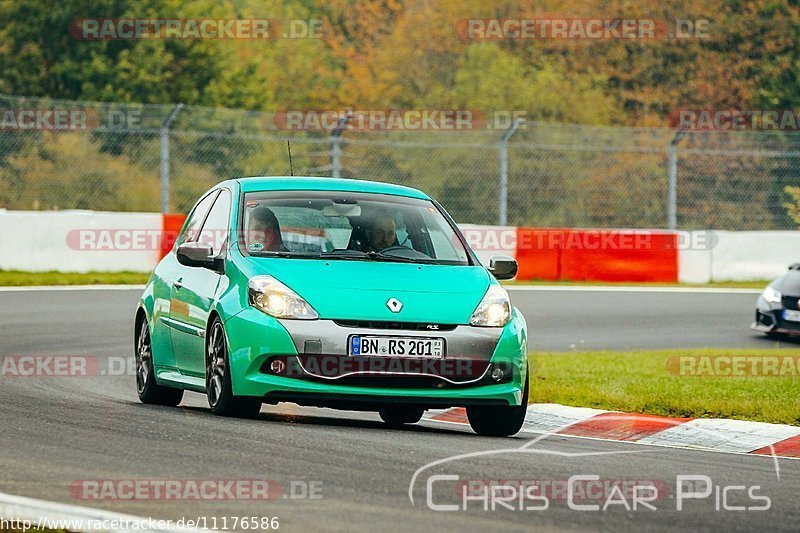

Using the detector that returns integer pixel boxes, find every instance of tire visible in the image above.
[206,317,262,418]
[467,368,529,437]
[379,407,424,427]
[135,315,184,407]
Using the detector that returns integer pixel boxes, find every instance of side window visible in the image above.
[178,191,218,246]
[198,189,232,256]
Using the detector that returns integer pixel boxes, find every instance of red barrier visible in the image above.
[515,228,678,283]
[560,230,678,282]
[160,213,187,258]
[515,228,566,281]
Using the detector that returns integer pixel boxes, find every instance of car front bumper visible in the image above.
[753,294,800,335]
[224,307,528,407]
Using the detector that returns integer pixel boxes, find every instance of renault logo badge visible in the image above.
[386,298,403,313]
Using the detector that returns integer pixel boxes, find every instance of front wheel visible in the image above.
[135,316,183,406]
[467,368,529,437]
[206,318,262,418]
[379,407,424,427]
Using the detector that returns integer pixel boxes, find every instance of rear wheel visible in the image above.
[135,316,183,406]
[206,318,262,418]
[467,368,529,437]
[379,407,424,427]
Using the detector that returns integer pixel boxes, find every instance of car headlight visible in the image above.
[248,275,319,320]
[469,285,512,327]
[762,285,782,304]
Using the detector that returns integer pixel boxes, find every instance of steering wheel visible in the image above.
[377,245,430,259]
[378,245,409,253]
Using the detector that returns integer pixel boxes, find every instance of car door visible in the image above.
[159,190,217,368]
[169,189,231,377]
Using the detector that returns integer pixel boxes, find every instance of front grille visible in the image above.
[333,320,457,332]
[781,295,800,310]
[776,319,800,331]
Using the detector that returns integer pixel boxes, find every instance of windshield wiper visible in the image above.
[365,250,422,263]
[316,250,370,261]
[318,249,420,263]
[252,251,319,259]
[319,249,368,258]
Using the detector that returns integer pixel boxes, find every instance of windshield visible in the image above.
[240,191,471,266]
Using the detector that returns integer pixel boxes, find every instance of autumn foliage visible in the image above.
[0,0,798,127]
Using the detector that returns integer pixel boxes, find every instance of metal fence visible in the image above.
[0,93,798,230]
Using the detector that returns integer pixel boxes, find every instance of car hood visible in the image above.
[244,257,491,323]
[776,270,800,296]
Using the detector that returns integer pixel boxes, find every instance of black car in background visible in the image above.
[753,264,800,337]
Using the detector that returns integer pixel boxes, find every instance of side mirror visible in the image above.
[488,255,518,280]
[176,241,215,268]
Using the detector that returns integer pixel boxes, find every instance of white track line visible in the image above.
[0,284,145,292]
[505,285,762,294]
[0,491,206,532]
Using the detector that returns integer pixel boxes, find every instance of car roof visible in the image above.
[228,176,430,200]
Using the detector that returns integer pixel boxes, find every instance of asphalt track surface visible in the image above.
[1,287,799,532]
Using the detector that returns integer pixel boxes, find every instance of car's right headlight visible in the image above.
[248,275,319,320]
[762,285,782,304]
[469,285,512,327]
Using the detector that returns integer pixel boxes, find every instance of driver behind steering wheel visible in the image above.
[365,214,398,252]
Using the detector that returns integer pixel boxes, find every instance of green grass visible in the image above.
[529,348,800,425]
[0,270,149,286]
[505,279,769,289]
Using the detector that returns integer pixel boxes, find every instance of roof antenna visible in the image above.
[287,140,294,176]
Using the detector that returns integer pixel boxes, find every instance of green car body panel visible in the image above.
[137,177,528,409]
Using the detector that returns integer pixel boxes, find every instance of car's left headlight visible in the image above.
[469,285,512,327]
[762,285,782,304]
[248,275,319,320]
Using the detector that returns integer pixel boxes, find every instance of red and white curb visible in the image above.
[426,403,800,459]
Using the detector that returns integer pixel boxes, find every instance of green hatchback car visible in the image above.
[135,177,528,436]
